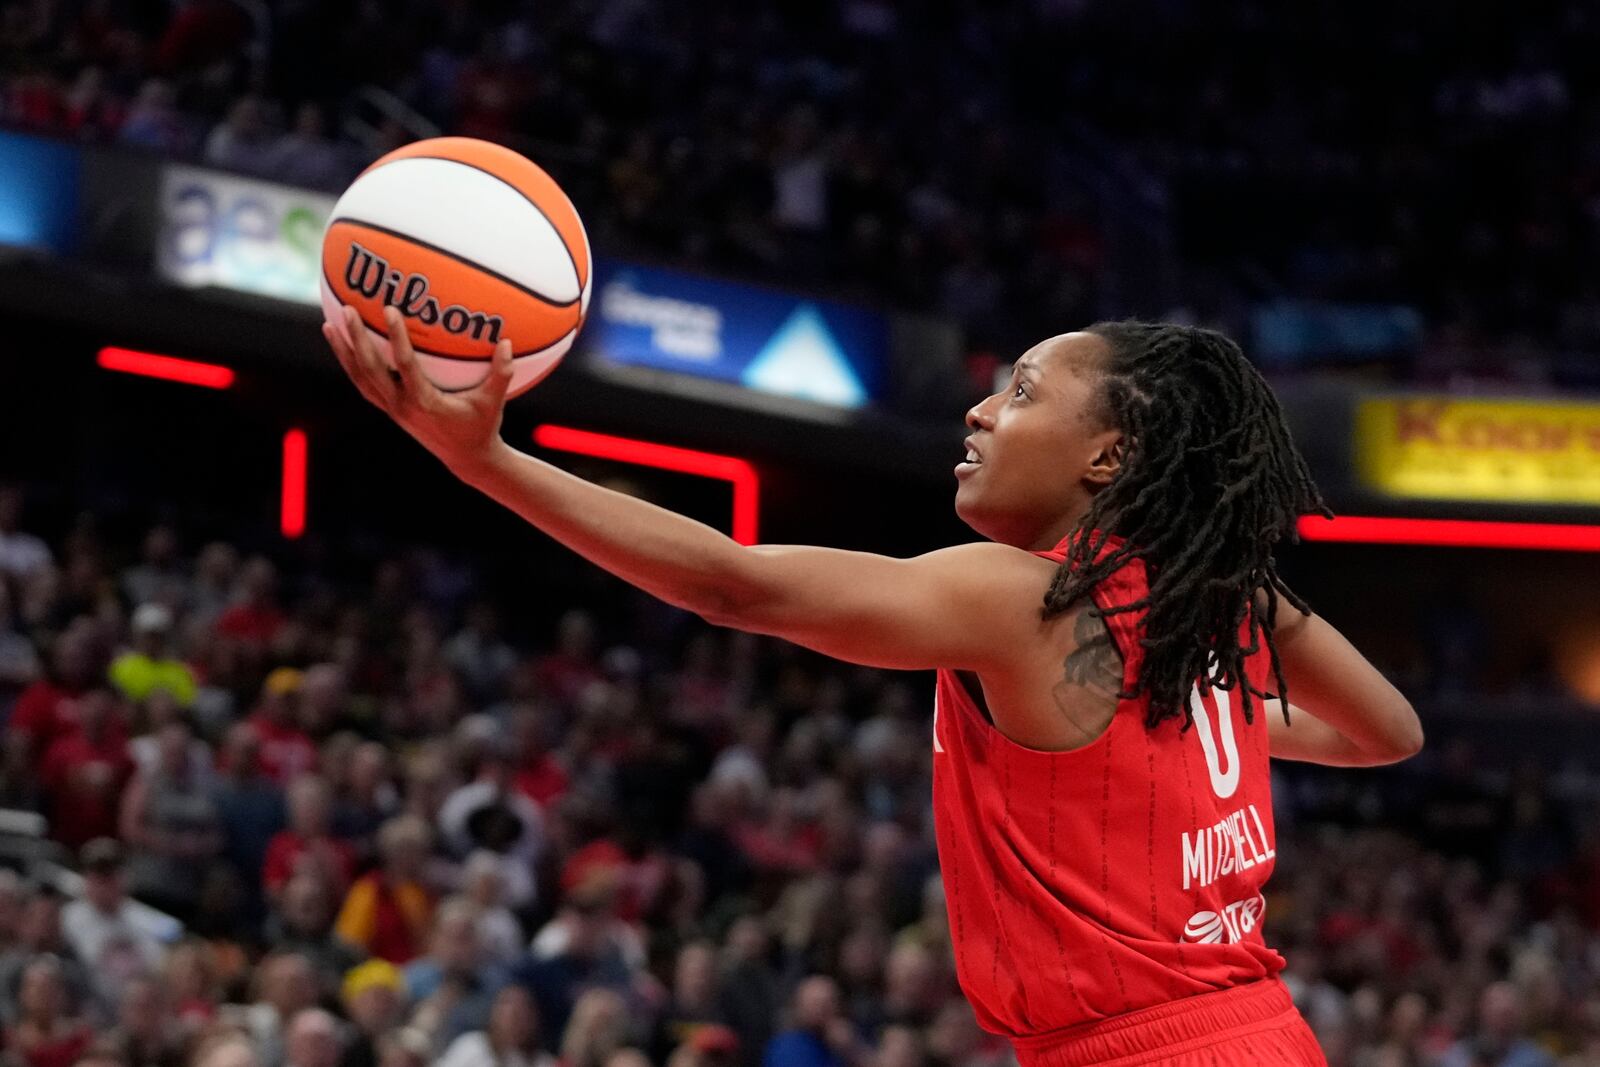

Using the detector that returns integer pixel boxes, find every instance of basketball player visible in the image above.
[326,307,1422,1066]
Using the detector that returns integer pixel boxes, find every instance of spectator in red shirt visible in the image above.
[4,955,92,1067]
[249,669,317,784]
[38,688,132,848]
[262,775,356,903]
[9,625,101,761]
[533,611,603,710]
[215,557,287,647]
[509,707,569,809]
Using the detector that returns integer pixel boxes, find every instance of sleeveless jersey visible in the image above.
[930,536,1284,1040]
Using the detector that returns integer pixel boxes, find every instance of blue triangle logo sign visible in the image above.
[742,305,867,407]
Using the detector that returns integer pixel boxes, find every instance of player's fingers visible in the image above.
[383,306,431,401]
[340,306,390,388]
[475,338,514,410]
[324,321,386,409]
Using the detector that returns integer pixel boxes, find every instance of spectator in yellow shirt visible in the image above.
[110,603,197,707]
[335,814,436,964]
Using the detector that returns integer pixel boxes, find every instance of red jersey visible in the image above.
[931,536,1283,1040]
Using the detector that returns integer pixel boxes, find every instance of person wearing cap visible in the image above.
[338,961,405,1067]
[109,604,197,709]
[248,669,316,784]
[59,840,164,1010]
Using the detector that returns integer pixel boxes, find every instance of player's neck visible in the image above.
[1023,505,1092,553]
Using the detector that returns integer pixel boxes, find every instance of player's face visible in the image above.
[956,332,1124,551]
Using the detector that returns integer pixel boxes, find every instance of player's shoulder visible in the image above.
[913,542,1061,601]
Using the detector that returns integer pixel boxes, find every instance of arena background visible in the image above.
[3,3,1600,1067]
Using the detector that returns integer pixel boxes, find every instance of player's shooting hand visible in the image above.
[324,304,513,476]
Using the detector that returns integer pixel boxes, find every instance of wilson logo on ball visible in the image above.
[342,242,505,343]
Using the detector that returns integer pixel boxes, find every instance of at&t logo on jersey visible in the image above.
[1182,894,1265,945]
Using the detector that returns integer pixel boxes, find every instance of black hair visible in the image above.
[1043,321,1331,729]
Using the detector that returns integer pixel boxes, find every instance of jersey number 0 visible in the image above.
[1188,684,1240,799]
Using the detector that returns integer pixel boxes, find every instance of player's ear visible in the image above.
[1083,432,1126,488]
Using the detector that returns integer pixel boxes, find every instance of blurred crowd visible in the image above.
[2,476,1600,1067]
[5,0,1600,384]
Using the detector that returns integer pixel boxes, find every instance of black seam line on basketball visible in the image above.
[402,154,585,288]
[322,269,574,361]
[327,216,581,309]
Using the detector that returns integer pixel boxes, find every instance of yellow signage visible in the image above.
[1355,396,1600,506]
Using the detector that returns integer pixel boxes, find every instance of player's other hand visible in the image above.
[324,305,513,476]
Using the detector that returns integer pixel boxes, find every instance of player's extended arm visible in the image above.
[1264,603,1423,766]
[1263,701,1398,767]
[325,307,1039,671]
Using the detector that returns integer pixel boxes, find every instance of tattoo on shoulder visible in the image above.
[1061,609,1125,700]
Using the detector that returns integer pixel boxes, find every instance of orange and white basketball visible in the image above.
[320,137,590,398]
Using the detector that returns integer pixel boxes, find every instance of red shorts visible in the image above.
[1010,979,1327,1067]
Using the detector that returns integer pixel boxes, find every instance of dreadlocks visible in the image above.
[1043,321,1331,730]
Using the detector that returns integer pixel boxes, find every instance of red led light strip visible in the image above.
[533,425,761,545]
[1298,515,1600,552]
[97,347,235,389]
[281,429,308,539]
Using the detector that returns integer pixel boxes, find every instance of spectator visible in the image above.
[118,528,186,611]
[160,940,218,1031]
[437,732,543,910]
[9,626,103,771]
[282,1009,343,1067]
[202,96,275,176]
[185,544,239,634]
[507,708,569,810]
[265,104,351,189]
[435,986,556,1067]
[60,840,165,1009]
[106,975,185,1067]
[0,589,40,724]
[0,891,92,1026]
[117,718,222,920]
[716,918,781,1067]
[332,741,396,844]
[460,852,522,966]
[223,952,318,1067]
[403,897,505,1046]
[261,776,355,903]
[372,1030,429,1067]
[263,874,359,985]
[443,603,516,707]
[648,942,723,1063]
[110,606,197,709]
[190,1034,260,1067]
[762,977,863,1067]
[39,689,133,848]
[5,955,93,1067]
[334,815,434,964]
[1438,982,1556,1067]
[116,81,187,153]
[533,611,602,710]
[295,666,350,743]
[0,488,52,583]
[556,990,631,1067]
[212,724,288,900]
[247,671,316,785]
[337,962,406,1067]
[215,559,286,649]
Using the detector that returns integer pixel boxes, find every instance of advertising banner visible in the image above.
[157,165,334,304]
[589,261,887,409]
[1356,396,1600,506]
